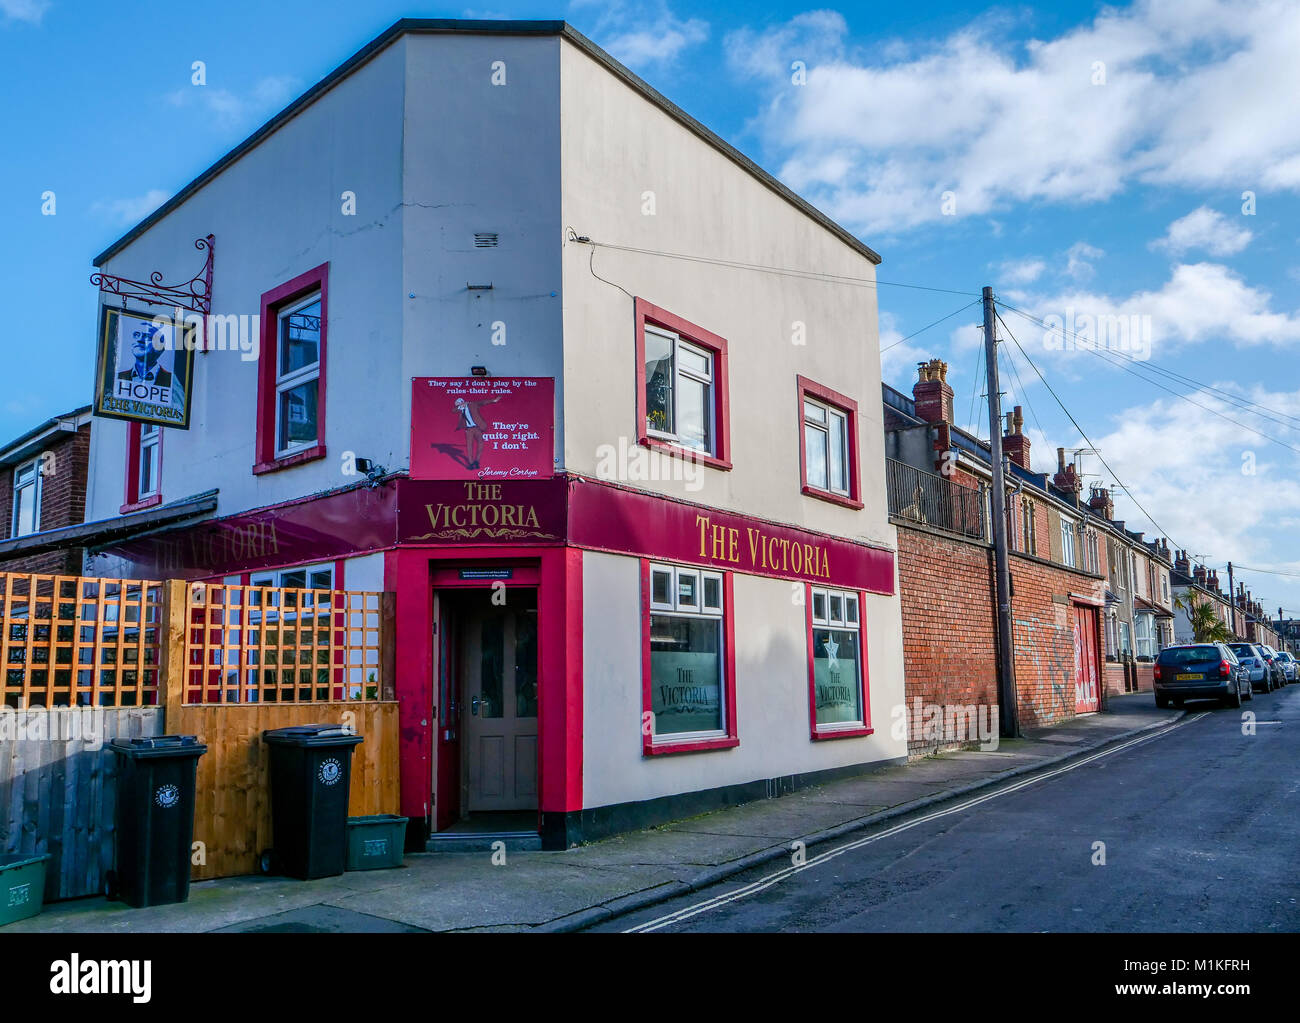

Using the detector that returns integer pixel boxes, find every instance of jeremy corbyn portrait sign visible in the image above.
[93,306,197,429]
[412,377,554,481]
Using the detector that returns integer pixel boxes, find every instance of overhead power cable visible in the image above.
[1000,303,1300,437]
[994,309,1185,557]
[575,236,979,297]
[880,298,982,355]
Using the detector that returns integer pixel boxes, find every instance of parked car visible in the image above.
[1275,650,1299,683]
[1153,643,1251,708]
[1258,645,1287,688]
[1228,643,1273,693]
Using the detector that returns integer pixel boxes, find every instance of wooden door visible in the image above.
[1074,604,1100,713]
[462,601,538,812]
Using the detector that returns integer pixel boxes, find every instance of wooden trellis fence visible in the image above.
[1,570,400,897]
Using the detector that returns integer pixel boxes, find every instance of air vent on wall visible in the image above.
[474,232,499,248]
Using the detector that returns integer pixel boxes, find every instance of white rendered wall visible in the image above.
[581,550,907,810]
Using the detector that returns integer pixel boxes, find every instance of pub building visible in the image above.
[73,20,907,848]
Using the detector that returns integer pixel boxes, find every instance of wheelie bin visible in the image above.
[107,734,207,908]
[262,724,364,879]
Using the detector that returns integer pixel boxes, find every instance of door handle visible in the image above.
[471,695,480,716]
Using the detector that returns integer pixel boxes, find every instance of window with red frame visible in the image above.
[797,376,861,508]
[121,421,163,512]
[642,560,738,754]
[807,585,872,739]
[255,263,328,474]
[634,298,731,470]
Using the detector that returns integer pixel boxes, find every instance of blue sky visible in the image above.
[1,0,1297,614]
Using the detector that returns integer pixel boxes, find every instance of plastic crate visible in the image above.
[0,854,50,927]
[345,815,408,870]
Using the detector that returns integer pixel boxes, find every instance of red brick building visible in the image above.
[0,407,93,575]
[885,362,1107,754]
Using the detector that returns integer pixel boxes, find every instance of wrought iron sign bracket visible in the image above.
[90,234,215,316]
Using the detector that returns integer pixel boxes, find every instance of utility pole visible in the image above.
[983,286,1018,738]
[1227,562,1237,637]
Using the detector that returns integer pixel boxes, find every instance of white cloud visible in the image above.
[572,0,708,68]
[726,0,1300,235]
[1089,385,1300,577]
[1066,242,1104,282]
[1152,206,1253,257]
[91,189,171,226]
[165,75,298,131]
[1022,261,1300,357]
[1000,258,1045,286]
[0,0,50,24]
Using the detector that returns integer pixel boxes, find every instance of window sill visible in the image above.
[801,484,864,510]
[811,724,874,741]
[643,735,739,757]
[119,494,163,514]
[638,435,732,472]
[253,444,326,475]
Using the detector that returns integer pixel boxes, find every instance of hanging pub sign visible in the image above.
[93,306,198,429]
[411,376,554,481]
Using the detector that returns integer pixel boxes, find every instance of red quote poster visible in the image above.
[411,377,555,480]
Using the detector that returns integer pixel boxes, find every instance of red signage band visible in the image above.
[566,477,896,594]
[100,475,895,593]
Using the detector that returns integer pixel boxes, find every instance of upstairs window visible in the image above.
[645,326,713,452]
[123,421,164,512]
[255,263,329,474]
[11,459,41,537]
[1061,518,1077,568]
[634,299,731,471]
[275,293,322,456]
[1022,498,1037,556]
[797,377,862,509]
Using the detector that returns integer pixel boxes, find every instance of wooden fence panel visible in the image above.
[175,701,400,879]
[0,707,163,901]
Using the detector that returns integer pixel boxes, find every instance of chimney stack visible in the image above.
[1087,485,1114,520]
[1175,549,1190,574]
[1193,564,1208,586]
[1053,448,1081,493]
[913,359,954,425]
[1002,406,1031,468]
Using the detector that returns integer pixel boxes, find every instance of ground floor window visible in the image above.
[807,586,872,738]
[642,561,738,754]
[1135,612,1155,660]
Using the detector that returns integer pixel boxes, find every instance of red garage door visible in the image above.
[1073,604,1100,713]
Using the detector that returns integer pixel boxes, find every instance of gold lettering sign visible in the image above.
[410,482,555,542]
[697,514,831,580]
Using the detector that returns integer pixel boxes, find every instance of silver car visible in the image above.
[1275,650,1299,682]
[1228,643,1272,692]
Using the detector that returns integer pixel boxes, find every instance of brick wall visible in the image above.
[0,423,91,576]
[895,523,999,755]
[1008,551,1106,727]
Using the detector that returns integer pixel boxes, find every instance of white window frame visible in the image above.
[802,397,850,497]
[138,423,161,500]
[810,586,864,731]
[644,325,715,455]
[648,562,725,743]
[1135,612,1155,659]
[1021,498,1036,555]
[275,291,323,457]
[10,458,41,538]
[1061,518,1077,568]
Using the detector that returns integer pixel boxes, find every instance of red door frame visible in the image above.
[384,545,582,840]
[1073,603,1101,713]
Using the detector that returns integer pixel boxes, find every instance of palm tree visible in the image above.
[1174,594,1233,643]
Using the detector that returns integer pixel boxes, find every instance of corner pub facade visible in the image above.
[80,19,907,848]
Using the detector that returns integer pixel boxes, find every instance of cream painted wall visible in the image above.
[85,41,409,528]
[558,40,893,553]
[581,550,906,809]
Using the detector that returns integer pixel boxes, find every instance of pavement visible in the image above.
[5,692,1181,934]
